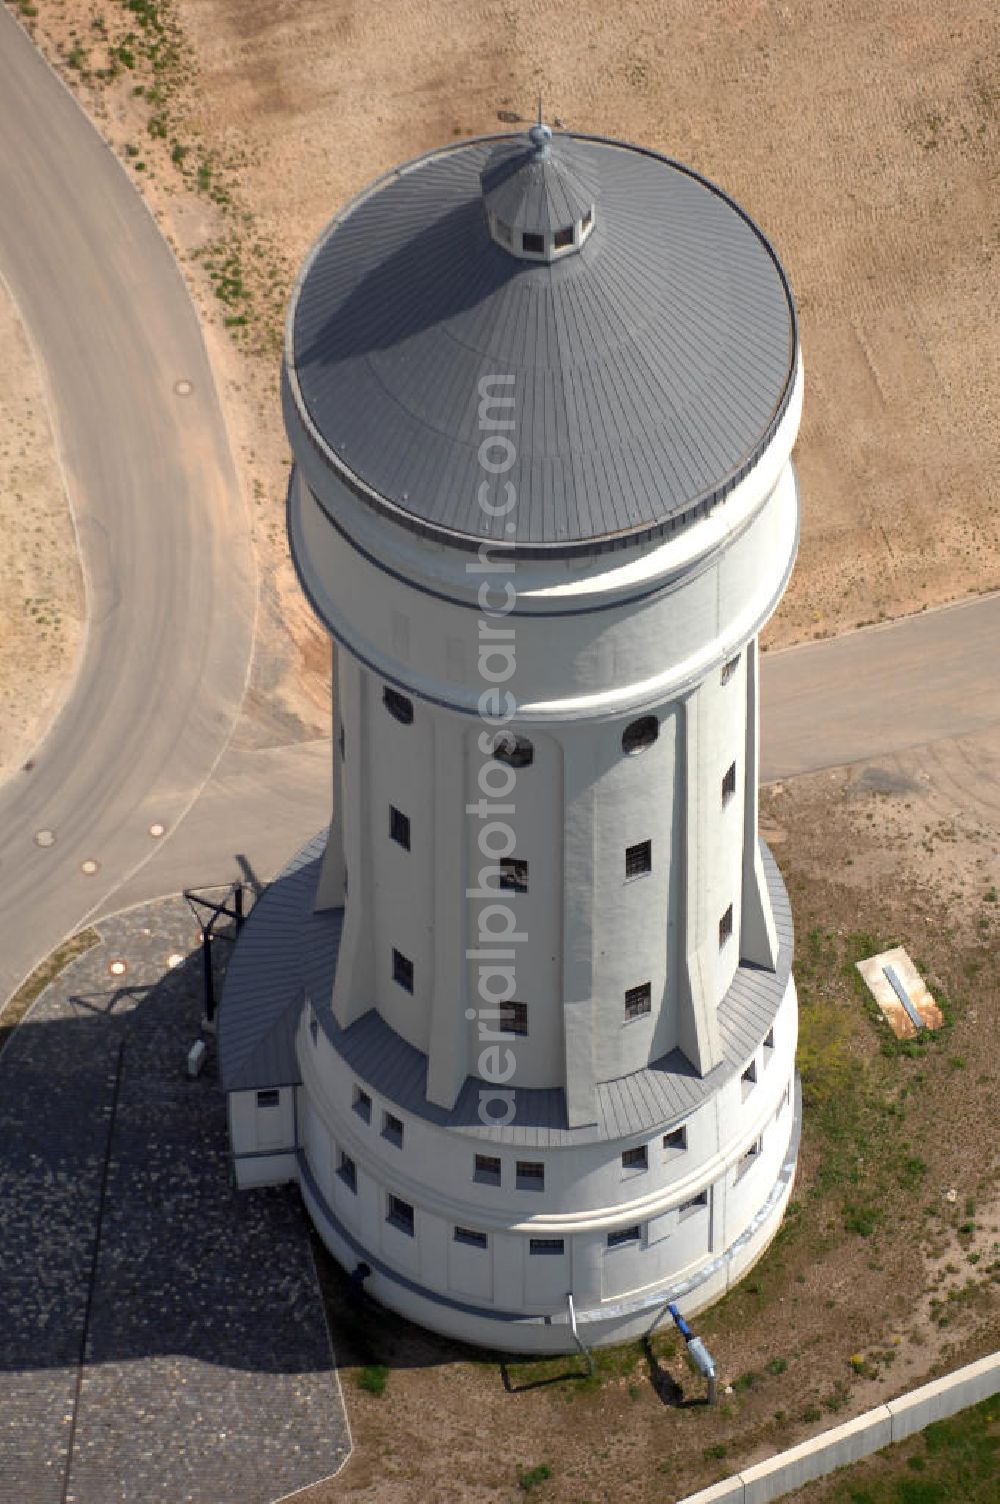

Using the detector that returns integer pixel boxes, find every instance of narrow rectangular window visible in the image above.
[474,1154,501,1187]
[338,1152,357,1193]
[625,982,652,1021]
[763,1027,775,1056]
[338,725,345,759]
[454,1226,488,1249]
[256,1088,280,1109]
[498,858,528,893]
[663,1125,687,1154]
[498,1001,528,1036]
[678,1190,708,1220]
[390,805,411,850]
[722,761,737,804]
[516,1160,545,1191]
[736,1137,763,1181]
[392,948,414,993]
[721,654,740,686]
[353,1086,372,1124]
[622,1145,648,1172]
[719,904,734,947]
[625,840,652,879]
[741,1061,757,1102]
[309,1017,319,1046]
[387,1194,415,1235]
[529,1237,565,1255]
[607,1225,641,1249]
[382,1111,404,1148]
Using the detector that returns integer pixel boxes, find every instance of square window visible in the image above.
[607,1225,641,1249]
[498,1001,528,1036]
[721,654,740,686]
[625,982,652,1021]
[392,948,414,993]
[663,1125,687,1154]
[498,857,528,893]
[256,1088,280,1109]
[529,1237,565,1255]
[353,1086,372,1124]
[722,762,737,804]
[454,1226,488,1249]
[516,1160,545,1191]
[387,1194,414,1235]
[390,805,411,850]
[679,1190,708,1220]
[382,1111,404,1148]
[736,1137,763,1181]
[719,904,734,948]
[553,224,575,249]
[625,840,652,879]
[383,686,414,723]
[522,230,545,255]
[622,1145,648,1173]
[338,1152,357,1193]
[474,1153,501,1187]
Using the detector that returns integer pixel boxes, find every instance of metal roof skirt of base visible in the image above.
[285,129,799,559]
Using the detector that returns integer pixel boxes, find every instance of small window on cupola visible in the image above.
[522,231,545,255]
[553,224,574,249]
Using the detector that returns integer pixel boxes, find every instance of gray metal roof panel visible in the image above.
[287,131,798,559]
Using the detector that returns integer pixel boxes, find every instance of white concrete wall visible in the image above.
[676,1352,1000,1504]
[294,982,797,1318]
[282,301,803,1351]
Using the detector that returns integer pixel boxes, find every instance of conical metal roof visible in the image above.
[480,124,598,234]
[285,131,798,558]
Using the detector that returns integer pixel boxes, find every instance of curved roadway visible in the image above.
[0,9,255,1002]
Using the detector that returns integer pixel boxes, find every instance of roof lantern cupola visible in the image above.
[481,119,597,263]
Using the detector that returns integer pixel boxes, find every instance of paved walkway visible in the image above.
[0,899,349,1504]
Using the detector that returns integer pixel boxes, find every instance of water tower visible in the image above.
[220,123,802,1353]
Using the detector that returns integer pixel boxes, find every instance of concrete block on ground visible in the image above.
[888,1353,1000,1443]
[741,1407,892,1504]
[674,1476,745,1504]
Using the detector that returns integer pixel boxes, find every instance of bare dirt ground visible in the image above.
[0,274,83,781]
[6,0,998,749]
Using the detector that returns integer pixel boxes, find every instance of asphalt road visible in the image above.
[0,10,255,1002]
[95,592,1000,918]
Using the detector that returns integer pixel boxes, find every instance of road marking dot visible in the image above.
[167,953,184,969]
[81,859,99,875]
[149,822,166,838]
[174,378,193,397]
[109,960,127,977]
[34,829,55,847]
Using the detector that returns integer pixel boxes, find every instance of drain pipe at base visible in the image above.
[567,1294,595,1376]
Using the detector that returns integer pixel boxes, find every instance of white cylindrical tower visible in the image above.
[221,125,803,1353]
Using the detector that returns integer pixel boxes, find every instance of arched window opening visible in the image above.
[621,715,658,756]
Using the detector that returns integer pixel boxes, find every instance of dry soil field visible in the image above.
[0,273,83,781]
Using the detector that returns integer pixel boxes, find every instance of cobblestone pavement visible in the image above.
[0,897,351,1504]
